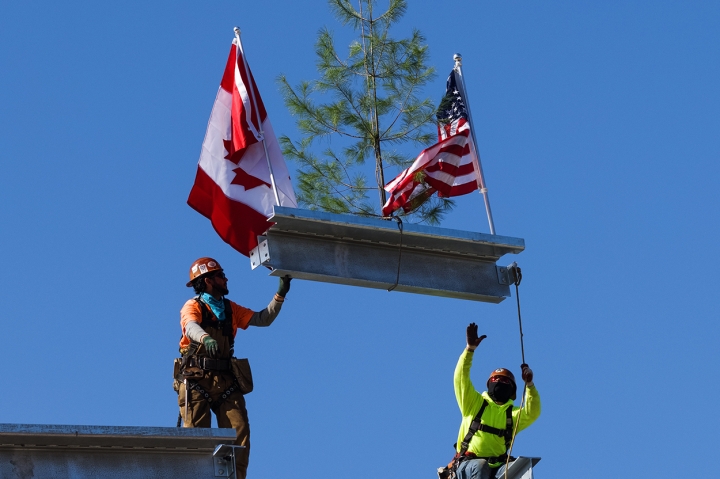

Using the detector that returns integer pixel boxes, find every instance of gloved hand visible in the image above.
[520,363,534,384]
[466,323,487,348]
[277,275,292,297]
[202,336,218,357]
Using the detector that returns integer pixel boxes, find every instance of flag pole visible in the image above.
[234,27,282,207]
[453,53,496,235]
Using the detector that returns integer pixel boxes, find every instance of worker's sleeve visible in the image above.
[184,321,207,342]
[513,385,541,433]
[454,349,480,416]
[247,296,283,327]
[180,300,206,348]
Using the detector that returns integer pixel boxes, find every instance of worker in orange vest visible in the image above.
[175,257,290,479]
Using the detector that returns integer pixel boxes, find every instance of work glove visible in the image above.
[466,323,487,348]
[202,336,218,358]
[520,363,534,385]
[277,275,292,298]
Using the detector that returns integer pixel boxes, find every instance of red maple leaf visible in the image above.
[231,167,271,191]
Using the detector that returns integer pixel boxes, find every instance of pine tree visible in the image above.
[278,0,455,224]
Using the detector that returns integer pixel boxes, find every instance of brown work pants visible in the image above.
[178,372,250,479]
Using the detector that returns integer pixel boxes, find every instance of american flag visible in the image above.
[437,72,470,140]
[382,71,480,217]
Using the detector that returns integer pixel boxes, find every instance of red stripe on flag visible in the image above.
[426,158,475,176]
[187,166,272,256]
[428,177,478,198]
[433,142,467,158]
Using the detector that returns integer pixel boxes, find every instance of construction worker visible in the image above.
[176,257,291,479]
[451,322,540,479]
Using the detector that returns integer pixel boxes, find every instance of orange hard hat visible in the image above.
[487,368,517,400]
[186,257,223,287]
[488,368,516,384]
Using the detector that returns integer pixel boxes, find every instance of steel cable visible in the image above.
[387,216,403,292]
[504,265,525,479]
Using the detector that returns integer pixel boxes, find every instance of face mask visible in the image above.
[488,381,514,404]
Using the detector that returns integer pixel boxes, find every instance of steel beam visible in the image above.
[495,456,541,479]
[250,207,525,303]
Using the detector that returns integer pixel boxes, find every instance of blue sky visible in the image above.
[1,1,719,477]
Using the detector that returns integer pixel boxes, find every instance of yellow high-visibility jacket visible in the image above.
[454,348,541,465]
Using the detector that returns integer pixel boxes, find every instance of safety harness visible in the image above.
[457,399,514,466]
[180,297,241,413]
[185,377,243,414]
[192,296,235,352]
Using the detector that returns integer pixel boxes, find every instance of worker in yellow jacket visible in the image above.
[452,323,541,479]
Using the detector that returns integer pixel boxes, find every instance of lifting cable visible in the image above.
[504,262,525,479]
[512,263,525,365]
[387,216,404,292]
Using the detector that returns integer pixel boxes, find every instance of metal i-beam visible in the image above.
[495,456,541,479]
[250,207,524,303]
[0,423,238,478]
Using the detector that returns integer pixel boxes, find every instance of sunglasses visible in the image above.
[210,272,226,280]
[489,376,513,385]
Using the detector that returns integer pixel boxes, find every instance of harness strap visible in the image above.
[186,380,212,403]
[195,297,235,353]
[460,400,488,454]
[476,423,509,438]
[186,377,242,413]
[461,400,515,455]
[504,405,513,452]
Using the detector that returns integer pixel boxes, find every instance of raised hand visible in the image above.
[466,323,487,349]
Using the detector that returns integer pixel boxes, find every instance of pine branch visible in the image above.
[279,0,456,224]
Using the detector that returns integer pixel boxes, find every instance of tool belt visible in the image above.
[181,357,253,413]
[198,357,231,371]
[174,356,253,395]
[173,356,231,384]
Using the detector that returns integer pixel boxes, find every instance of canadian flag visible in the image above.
[188,38,297,256]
